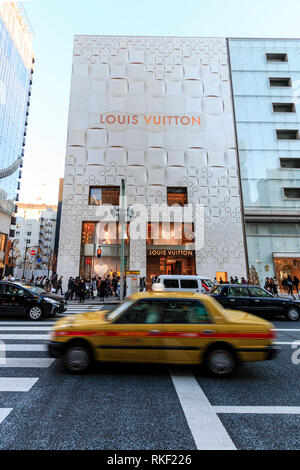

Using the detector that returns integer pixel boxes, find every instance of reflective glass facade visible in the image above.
[0,3,33,215]
[229,39,300,211]
[229,39,300,283]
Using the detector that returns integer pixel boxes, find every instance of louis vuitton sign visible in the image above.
[148,250,194,257]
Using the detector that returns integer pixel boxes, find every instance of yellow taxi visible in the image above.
[48,292,280,377]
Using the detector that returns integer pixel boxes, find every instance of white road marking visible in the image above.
[0,408,13,424]
[0,326,52,331]
[0,358,54,368]
[276,342,298,345]
[276,329,300,332]
[214,406,300,414]
[5,344,46,351]
[0,378,38,392]
[0,334,48,340]
[169,367,236,450]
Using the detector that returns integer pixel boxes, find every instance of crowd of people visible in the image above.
[1,271,300,301]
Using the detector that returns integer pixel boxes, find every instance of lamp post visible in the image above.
[119,179,126,301]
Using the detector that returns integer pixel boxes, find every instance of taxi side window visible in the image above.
[228,287,249,298]
[116,301,162,324]
[161,300,212,324]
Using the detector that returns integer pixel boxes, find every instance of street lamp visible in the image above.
[119,179,126,301]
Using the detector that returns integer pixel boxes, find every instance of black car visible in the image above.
[210,284,300,321]
[0,281,67,321]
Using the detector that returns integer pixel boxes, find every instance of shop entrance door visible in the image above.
[166,260,183,275]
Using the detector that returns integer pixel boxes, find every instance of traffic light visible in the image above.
[97,248,102,258]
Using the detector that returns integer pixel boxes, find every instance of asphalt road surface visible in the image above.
[0,304,299,450]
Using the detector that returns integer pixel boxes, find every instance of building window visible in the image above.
[89,187,120,206]
[167,188,188,206]
[273,103,295,113]
[26,239,31,244]
[0,233,7,252]
[147,222,194,246]
[280,158,300,169]
[277,130,299,140]
[266,53,288,63]
[269,78,291,87]
[27,231,31,236]
[284,188,300,199]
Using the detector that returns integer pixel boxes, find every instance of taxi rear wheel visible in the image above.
[205,346,237,377]
[62,342,92,373]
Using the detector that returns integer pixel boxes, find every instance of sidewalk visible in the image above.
[67,297,121,305]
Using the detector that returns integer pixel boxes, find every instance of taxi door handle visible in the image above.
[149,330,161,335]
[203,330,215,335]
[254,300,260,303]
[230,299,236,302]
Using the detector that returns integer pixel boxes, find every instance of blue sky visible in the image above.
[20,0,300,204]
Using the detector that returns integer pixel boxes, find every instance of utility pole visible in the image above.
[119,179,126,301]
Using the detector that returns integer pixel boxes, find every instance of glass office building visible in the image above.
[229,39,300,285]
[0,2,34,274]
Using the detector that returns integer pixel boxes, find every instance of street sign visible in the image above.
[30,249,36,256]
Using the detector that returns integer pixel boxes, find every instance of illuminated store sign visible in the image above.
[99,113,204,131]
[148,250,194,257]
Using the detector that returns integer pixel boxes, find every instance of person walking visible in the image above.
[287,275,294,297]
[99,278,107,302]
[293,275,299,296]
[78,279,86,303]
[56,276,63,295]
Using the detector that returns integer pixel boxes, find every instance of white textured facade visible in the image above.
[57,35,247,285]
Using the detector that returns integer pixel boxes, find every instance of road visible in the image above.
[0,304,299,450]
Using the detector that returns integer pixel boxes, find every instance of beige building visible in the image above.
[57,35,247,287]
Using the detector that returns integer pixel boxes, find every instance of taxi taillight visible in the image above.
[270,329,277,340]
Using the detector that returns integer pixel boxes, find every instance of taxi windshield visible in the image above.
[22,285,47,295]
[107,300,133,321]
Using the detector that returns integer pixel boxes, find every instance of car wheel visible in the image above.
[286,308,300,322]
[62,343,92,373]
[28,306,43,321]
[205,347,237,377]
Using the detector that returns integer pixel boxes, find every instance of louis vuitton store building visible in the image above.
[57,35,248,286]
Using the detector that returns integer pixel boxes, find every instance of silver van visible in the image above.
[154,275,215,294]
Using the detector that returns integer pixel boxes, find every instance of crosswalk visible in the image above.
[0,304,104,426]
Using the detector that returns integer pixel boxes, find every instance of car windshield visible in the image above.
[107,299,133,321]
[22,285,47,295]
[210,286,223,295]
[202,279,215,289]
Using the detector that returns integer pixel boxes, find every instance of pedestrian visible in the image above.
[293,275,299,296]
[287,275,294,297]
[78,279,86,303]
[56,276,63,295]
[230,276,235,284]
[99,278,107,302]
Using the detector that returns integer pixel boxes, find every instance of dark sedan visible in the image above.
[0,281,67,321]
[210,284,300,321]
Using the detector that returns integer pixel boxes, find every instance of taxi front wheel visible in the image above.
[62,342,92,373]
[205,346,237,377]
